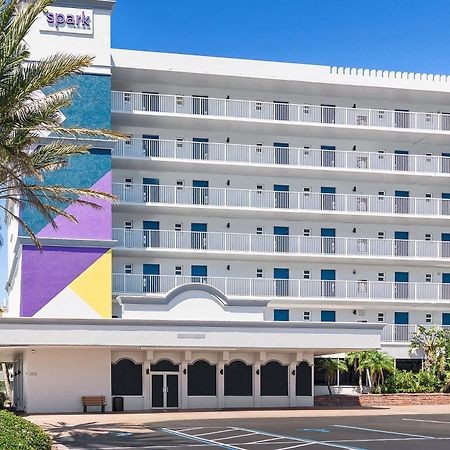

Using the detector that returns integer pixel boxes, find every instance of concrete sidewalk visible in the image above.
[28,404,450,429]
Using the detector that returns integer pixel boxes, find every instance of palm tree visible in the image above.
[316,358,348,395]
[0,0,123,247]
[363,351,395,388]
[346,351,368,391]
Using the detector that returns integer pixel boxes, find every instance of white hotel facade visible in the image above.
[1,0,450,412]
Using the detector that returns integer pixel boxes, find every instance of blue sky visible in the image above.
[1,0,450,299]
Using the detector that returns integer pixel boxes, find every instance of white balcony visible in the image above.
[114,138,450,178]
[112,228,450,266]
[381,324,450,343]
[111,91,450,135]
[112,183,450,222]
[112,274,450,303]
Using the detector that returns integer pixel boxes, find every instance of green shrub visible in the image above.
[381,370,444,394]
[0,410,52,450]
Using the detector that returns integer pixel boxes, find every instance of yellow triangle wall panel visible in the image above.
[69,249,112,318]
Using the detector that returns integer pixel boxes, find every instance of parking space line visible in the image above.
[233,427,367,450]
[177,427,208,432]
[403,418,450,425]
[218,433,257,441]
[333,424,434,439]
[195,429,236,437]
[159,427,245,449]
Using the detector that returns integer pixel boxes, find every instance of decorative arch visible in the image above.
[165,283,229,306]
[150,359,179,372]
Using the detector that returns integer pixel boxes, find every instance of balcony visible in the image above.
[112,183,450,222]
[112,228,450,265]
[112,274,450,303]
[114,138,450,178]
[381,324,450,343]
[111,91,450,135]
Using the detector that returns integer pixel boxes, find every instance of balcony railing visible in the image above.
[112,183,450,218]
[111,91,450,133]
[112,274,450,302]
[112,228,450,260]
[114,138,450,176]
[381,324,450,342]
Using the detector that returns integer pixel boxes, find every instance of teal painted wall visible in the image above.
[47,73,111,129]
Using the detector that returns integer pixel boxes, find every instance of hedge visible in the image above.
[0,410,52,450]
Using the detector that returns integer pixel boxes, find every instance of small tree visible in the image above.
[363,350,395,387]
[410,326,450,376]
[316,358,348,395]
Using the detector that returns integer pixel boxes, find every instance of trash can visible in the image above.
[112,396,124,412]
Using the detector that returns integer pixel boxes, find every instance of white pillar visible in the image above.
[289,361,296,407]
[143,360,151,410]
[181,361,188,409]
[254,361,261,408]
[218,361,225,409]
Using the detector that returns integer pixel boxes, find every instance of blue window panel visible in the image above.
[395,190,409,197]
[321,228,336,237]
[191,265,208,283]
[321,269,336,280]
[395,272,409,282]
[442,313,450,325]
[143,264,160,293]
[274,309,289,321]
[191,223,207,232]
[321,310,336,322]
[394,312,409,324]
[394,231,409,240]
[321,186,336,194]
[274,226,289,235]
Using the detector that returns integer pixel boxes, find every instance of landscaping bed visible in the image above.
[315,393,450,407]
[0,410,52,450]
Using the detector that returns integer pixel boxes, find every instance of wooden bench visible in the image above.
[81,396,106,413]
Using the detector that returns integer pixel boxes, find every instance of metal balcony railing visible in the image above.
[381,324,450,342]
[112,228,450,260]
[111,91,450,133]
[112,183,450,218]
[114,138,450,176]
[112,274,450,302]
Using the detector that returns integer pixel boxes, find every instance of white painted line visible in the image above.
[241,436,287,444]
[195,428,236,437]
[160,427,245,450]
[403,418,450,425]
[275,443,314,449]
[333,424,434,439]
[218,433,257,441]
[176,427,207,432]
[233,427,367,450]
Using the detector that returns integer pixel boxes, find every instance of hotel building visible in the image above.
[1,0,450,412]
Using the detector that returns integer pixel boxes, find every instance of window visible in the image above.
[256,184,264,193]
[176,95,184,106]
[303,105,310,115]
[274,309,289,321]
[124,221,133,230]
[377,312,385,322]
[188,360,216,396]
[303,311,311,321]
[378,110,385,119]
[377,272,385,282]
[176,138,184,148]
[426,273,432,282]
[255,101,262,111]
[425,233,432,241]
[261,361,288,396]
[175,266,182,276]
[111,359,143,396]
[256,143,263,152]
[303,228,311,236]
[321,310,336,322]
[123,92,131,102]
[124,177,133,186]
[303,270,311,279]
[224,361,252,396]
[303,187,311,196]
[256,227,263,235]
[426,193,432,201]
[303,146,311,156]
[176,180,184,190]
[378,191,385,197]
[425,113,431,122]
[256,268,263,278]
[124,137,132,146]
[175,223,182,231]
[378,231,385,239]
[426,313,432,323]
[124,264,133,274]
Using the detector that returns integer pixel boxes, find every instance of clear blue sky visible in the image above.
[1,0,450,300]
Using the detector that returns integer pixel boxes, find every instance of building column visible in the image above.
[181,351,191,409]
[289,360,297,407]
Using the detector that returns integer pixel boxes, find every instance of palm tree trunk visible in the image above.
[1,363,12,403]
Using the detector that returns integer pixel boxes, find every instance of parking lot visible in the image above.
[41,413,450,449]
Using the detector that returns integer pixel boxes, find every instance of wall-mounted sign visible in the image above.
[40,6,94,35]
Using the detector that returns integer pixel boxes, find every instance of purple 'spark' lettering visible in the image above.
[46,11,91,30]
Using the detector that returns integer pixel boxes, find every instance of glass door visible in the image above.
[151,373,179,409]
